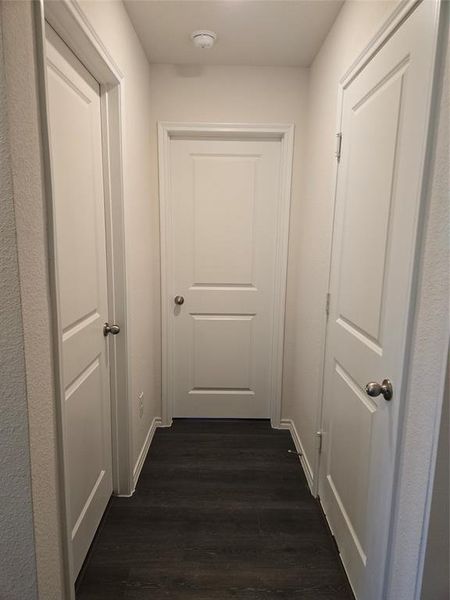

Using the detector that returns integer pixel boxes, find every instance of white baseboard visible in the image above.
[279,418,315,494]
[132,416,162,491]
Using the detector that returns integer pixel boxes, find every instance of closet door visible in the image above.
[319,2,439,598]
[46,24,113,579]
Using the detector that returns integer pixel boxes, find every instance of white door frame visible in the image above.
[158,122,294,427]
[34,0,132,594]
[315,0,446,598]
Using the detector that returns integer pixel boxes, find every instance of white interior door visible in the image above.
[46,24,113,579]
[319,3,439,599]
[167,136,283,418]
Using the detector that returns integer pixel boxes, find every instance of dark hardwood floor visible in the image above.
[76,419,354,599]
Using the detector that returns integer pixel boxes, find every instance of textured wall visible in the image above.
[421,353,449,599]
[2,1,66,598]
[282,0,397,483]
[0,5,38,598]
[78,0,161,467]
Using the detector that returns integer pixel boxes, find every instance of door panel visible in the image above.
[46,24,112,580]
[169,138,281,417]
[320,2,439,598]
[192,315,253,390]
[193,156,257,285]
[328,362,375,564]
[338,72,403,343]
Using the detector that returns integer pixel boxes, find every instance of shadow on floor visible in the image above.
[76,419,354,599]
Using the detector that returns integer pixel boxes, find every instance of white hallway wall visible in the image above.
[78,0,161,469]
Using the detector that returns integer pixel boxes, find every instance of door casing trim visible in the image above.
[34,0,132,594]
[158,122,295,427]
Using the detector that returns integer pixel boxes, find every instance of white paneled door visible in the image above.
[46,25,112,579]
[166,134,286,418]
[319,2,439,599]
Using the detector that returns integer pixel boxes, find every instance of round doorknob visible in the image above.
[174,296,185,306]
[103,322,120,336]
[365,379,393,401]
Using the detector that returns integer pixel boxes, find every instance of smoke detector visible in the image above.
[191,30,217,49]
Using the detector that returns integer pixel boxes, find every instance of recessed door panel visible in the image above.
[65,359,104,528]
[193,156,257,286]
[327,363,375,566]
[192,314,254,391]
[46,60,103,332]
[338,71,404,344]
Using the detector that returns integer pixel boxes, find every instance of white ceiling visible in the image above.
[123,0,344,67]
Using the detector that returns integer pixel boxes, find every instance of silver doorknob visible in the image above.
[103,322,120,336]
[174,296,185,306]
[365,379,393,401]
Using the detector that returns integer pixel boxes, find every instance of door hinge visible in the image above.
[335,132,342,161]
[316,431,323,454]
[325,293,331,317]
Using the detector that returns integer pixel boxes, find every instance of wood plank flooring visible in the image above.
[76,419,354,599]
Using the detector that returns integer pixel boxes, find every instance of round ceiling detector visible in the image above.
[191,30,217,49]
